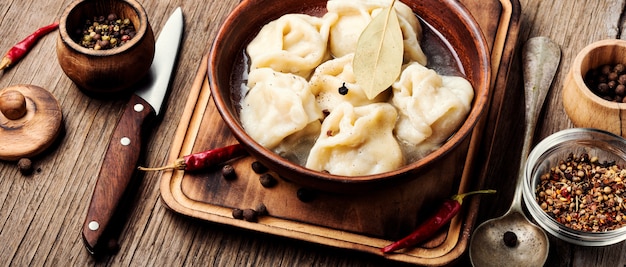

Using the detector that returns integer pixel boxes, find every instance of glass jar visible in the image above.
[523,128,626,246]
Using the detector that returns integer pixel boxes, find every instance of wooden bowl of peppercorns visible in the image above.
[56,0,155,96]
[563,39,626,137]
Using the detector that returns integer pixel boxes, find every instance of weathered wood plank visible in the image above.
[0,0,624,266]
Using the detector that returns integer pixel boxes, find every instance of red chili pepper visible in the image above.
[138,144,248,172]
[381,189,496,254]
[0,21,59,70]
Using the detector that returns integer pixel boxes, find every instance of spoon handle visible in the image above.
[510,36,561,212]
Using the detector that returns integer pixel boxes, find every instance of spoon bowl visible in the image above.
[469,212,548,266]
[469,36,560,266]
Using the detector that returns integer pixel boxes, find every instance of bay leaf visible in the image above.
[353,2,404,100]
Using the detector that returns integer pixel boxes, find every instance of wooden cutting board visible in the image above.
[158,0,520,265]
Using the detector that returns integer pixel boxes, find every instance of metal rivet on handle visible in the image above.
[120,137,131,146]
[134,103,144,112]
[88,221,99,231]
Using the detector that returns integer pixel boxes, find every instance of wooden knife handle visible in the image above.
[82,94,155,254]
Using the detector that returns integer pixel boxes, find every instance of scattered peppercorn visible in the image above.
[251,161,268,174]
[585,63,626,103]
[297,188,317,202]
[535,152,626,232]
[338,82,349,95]
[256,203,268,216]
[17,158,33,176]
[243,209,258,222]
[259,173,278,188]
[221,164,237,180]
[232,208,244,219]
[74,13,136,50]
[503,231,518,247]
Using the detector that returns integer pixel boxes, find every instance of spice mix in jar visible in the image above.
[535,152,626,232]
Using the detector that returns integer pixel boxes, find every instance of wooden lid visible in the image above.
[0,85,62,161]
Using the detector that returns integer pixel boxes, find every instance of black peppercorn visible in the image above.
[17,158,33,176]
[338,82,349,95]
[232,208,244,219]
[256,203,268,216]
[297,188,317,202]
[243,209,258,222]
[259,173,278,188]
[503,231,518,247]
[597,83,610,94]
[616,84,626,96]
[615,63,625,74]
[620,74,626,85]
[251,161,268,174]
[222,164,237,180]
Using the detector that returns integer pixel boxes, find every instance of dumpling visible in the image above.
[308,53,389,113]
[240,68,324,149]
[391,62,473,159]
[305,102,403,176]
[326,0,427,65]
[246,13,337,78]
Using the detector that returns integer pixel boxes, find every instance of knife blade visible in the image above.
[82,7,184,254]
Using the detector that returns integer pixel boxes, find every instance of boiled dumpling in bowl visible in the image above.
[240,68,323,149]
[326,0,427,65]
[305,102,404,176]
[391,62,474,160]
[308,53,389,113]
[240,0,474,177]
[246,13,337,78]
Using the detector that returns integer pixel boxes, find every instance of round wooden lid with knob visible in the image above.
[0,84,62,161]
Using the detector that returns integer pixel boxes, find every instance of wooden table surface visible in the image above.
[0,0,624,266]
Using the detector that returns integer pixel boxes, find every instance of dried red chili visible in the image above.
[0,22,59,70]
[381,189,496,254]
[138,144,248,172]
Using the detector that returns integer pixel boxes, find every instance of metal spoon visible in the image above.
[469,36,561,267]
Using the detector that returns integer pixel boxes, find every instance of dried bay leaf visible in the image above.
[353,1,403,100]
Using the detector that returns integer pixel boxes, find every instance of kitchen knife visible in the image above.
[82,7,184,254]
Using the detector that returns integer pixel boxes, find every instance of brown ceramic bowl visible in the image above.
[209,0,491,193]
[56,0,155,96]
[563,39,626,138]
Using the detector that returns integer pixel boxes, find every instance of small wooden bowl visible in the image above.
[56,0,155,96]
[209,0,491,192]
[563,39,626,137]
